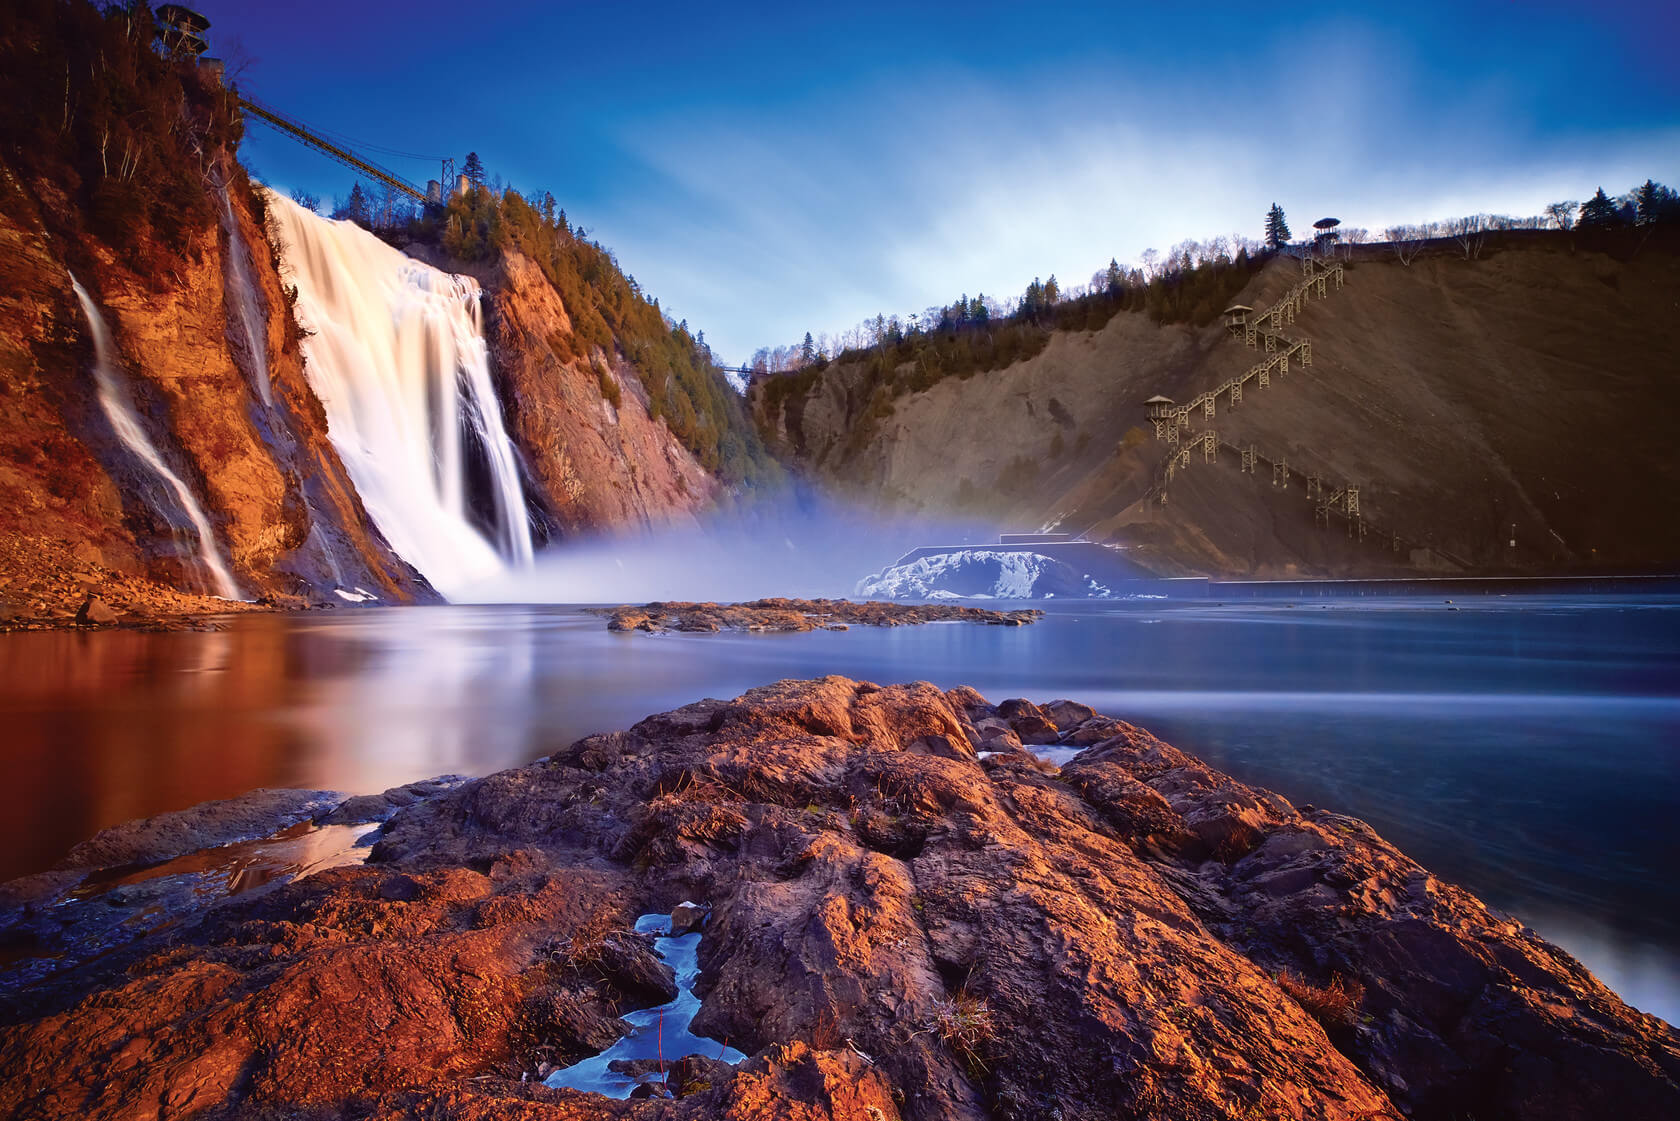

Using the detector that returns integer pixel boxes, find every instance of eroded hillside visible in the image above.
[753,234,1680,577]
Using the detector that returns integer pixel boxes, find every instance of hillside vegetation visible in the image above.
[368,181,782,492]
[752,229,1680,577]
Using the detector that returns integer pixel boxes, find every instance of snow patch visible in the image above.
[857,550,1113,601]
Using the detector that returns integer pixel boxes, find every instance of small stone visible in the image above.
[670,900,707,935]
[1044,699,1098,730]
[76,595,117,625]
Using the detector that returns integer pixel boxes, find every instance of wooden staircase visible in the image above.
[1142,254,1465,568]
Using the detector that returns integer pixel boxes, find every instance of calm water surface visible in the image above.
[1,593,1675,1022]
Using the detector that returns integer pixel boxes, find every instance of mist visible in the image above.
[455,497,1000,605]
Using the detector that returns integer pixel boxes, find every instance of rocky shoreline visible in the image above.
[1,678,1675,1119]
[597,598,1043,634]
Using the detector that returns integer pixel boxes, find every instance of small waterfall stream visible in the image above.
[263,192,534,597]
[218,182,272,408]
[68,275,242,600]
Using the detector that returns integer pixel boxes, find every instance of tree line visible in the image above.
[0,0,244,277]
[757,176,1680,385]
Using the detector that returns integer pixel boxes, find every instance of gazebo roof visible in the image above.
[1222,304,1254,315]
[1143,394,1175,405]
[1313,217,1342,229]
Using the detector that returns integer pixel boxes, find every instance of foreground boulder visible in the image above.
[0,677,1674,1120]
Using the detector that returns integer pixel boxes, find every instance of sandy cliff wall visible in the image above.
[755,236,1680,577]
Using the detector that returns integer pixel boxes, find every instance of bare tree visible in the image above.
[1447,214,1490,260]
[1543,201,1578,231]
[1339,226,1369,260]
[1385,225,1426,266]
[1139,248,1160,280]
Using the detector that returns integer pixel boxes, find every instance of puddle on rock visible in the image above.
[1,822,371,991]
[545,912,746,1098]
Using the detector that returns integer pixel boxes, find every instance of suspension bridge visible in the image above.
[234,92,453,207]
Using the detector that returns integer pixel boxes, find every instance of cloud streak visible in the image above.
[591,36,1675,361]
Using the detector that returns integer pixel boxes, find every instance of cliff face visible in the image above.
[754,236,1680,578]
[2,678,1674,1119]
[0,164,436,613]
[481,251,719,541]
[0,2,435,615]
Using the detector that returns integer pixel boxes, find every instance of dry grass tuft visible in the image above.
[925,992,996,1075]
[1276,970,1365,1031]
[553,909,622,970]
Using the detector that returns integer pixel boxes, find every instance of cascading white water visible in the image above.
[263,192,534,597]
[69,274,242,600]
[218,182,272,408]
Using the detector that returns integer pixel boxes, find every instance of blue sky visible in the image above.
[203,0,1679,363]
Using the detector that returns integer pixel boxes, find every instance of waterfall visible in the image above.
[262,192,534,598]
[218,182,272,408]
[69,274,242,600]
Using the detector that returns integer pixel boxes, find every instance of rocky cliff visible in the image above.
[0,3,437,615]
[753,235,1680,578]
[0,1,757,620]
[2,677,1674,1119]
[479,250,719,541]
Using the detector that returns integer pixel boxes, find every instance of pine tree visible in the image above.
[800,332,815,364]
[1578,188,1621,229]
[1044,275,1060,304]
[334,182,371,226]
[970,294,988,323]
[463,151,486,188]
[1105,258,1123,294]
[1265,203,1291,250]
[1632,179,1677,226]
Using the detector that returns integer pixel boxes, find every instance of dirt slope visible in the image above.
[755,234,1680,577]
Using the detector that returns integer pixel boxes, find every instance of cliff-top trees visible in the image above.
[1265,204,1291,250]
[463,152,486,188]
[1577,188,1622,229]
[1544,201,1579,231]
[1633,179,1680,226]
[333,183,371,227]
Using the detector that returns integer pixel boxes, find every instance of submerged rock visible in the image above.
[0,677,1674,1120]
[670,900,707,935]
[73,594,116,625]
[597,598,1042,633]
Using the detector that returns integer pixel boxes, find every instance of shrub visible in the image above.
[598,368,622,409]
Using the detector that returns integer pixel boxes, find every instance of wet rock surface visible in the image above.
[597,598,1043,634]
[1,677,1675,1120]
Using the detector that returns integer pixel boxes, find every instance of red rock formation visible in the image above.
[3,678,1673,1120]
[0,164,435,611]
[479,250,720,540]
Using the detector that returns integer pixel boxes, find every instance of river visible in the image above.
[0,591,1674,1023]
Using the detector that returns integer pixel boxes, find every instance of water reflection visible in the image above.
[0,594,1674,1024]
